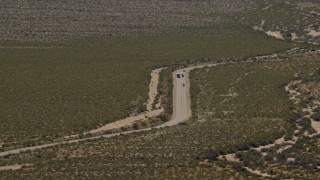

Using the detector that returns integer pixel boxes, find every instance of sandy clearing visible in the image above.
[88,108,163,134]
[310,11,320,16]
[223,154,239,162]
[0,164,32,171]
[291,33,299,40]
[0,165,23,171]
[253,19,265,31]
[311,120,320,133]
[147,68,167,111]
[265,31,284,40]
[244,167,273,178]
[307,30,320,37]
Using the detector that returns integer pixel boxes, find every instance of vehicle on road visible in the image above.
[176,73,184,78]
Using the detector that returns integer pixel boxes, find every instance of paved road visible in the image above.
[0,66,195,157]
[158,68,191,127]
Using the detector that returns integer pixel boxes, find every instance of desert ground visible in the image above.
[1,0,320,179]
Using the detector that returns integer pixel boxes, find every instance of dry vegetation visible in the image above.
[189,52,320,178]
[1,52,320,178]
[230,73,320,179]
[0,112,286,179]
[0,25,291,150]
[249,0,320,44]
[0,0,252,42]
[1,32,290,151]
[1,0,320,179]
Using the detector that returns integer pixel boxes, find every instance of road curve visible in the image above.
[0,63,228,157]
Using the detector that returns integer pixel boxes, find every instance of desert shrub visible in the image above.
[311,112,320,121]
[232,163,246,172]
[157,113,172,122]
[132,123,139,130]
[204,149,219,162]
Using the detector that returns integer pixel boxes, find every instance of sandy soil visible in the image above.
[265,31,284,40]
[307,30,320,37]
[223,154,239,162]
[88,108,163,134]
[147,68,166,111]
[0,164,32,171]
[0,165,23,171]
[311,121,320,133]
[291,33,299,40]
[253,19,265,31]
[244,167,273,178]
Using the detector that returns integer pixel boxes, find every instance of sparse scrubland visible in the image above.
[1,53,320,179]
[0,3,295,150]
[189,53,320,178]
[0,32,290,150]
[247,0,320,44]
[0,0,253,42]
[231,66,320,179]
[1,0,320,179]
[0,107,287,179]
